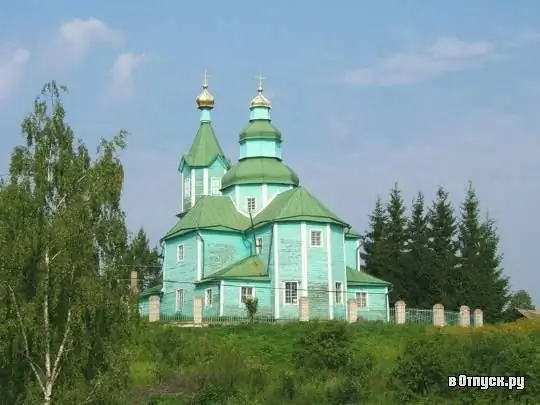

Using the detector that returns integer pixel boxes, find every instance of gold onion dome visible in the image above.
[250,74,271,108]
[196,71,214,109]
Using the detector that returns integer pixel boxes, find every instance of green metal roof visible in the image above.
[180,122,231,168]
[345,227,362,238]
[202,255,269,281]
[221,157,299,189]
[163,196,250,240]
[346,267,390,285]
[253,186,349,227]
[239,119,282,141]
[139,284,162,298]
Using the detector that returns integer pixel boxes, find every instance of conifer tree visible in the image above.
[0,82,133,404]
[455,184,509,322]
[382,183,409,302]
[426,186,458,308]
[124,228,162,289]
[360,196,387,279]
[405,191,432,308]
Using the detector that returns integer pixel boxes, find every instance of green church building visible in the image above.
[139,75,390,321]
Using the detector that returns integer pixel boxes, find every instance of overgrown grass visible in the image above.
[129,319,540,404]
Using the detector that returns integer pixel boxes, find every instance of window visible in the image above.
[284,282,298,304]
[356,292,368,309]
[240,286,254,304]
[246,197,256,212]
[335,282,343,304]
[176,289,184,311]
[184,177,191,197]
[255,238,263,254]
[310,230,322,247]
[205,289,213,306]
[210,177,221,195]
[176,244,184,262]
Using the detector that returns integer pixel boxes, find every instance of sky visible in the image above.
[1,1,540,302]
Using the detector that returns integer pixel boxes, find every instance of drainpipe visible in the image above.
[355,246,361,271]
[197,230,205,279]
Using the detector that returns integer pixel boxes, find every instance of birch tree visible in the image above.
[0,82,133,404]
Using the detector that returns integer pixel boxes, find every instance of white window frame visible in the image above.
[240,286,255,304]
[210,177,221,195]
[176,244,185,262]
[356,291,368,309]
[246,197,256,213]
[335,282,343,304]
[255,237,263,254]
[175,288,185,311]
[184,177,191,197]
[310,230,323,247]
[283,281,299,305]
[205,288,213,306]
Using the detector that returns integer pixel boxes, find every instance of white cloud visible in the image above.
[342,37,495,86]
[0,45,30,99]
[105,52,147,101]
[47,18,122,66]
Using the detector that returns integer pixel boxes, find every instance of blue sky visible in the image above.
[1,1,540,302]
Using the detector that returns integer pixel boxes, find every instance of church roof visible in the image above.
[180,122,230,168]
[162,196,250,240]
[345,227,362,238]
[201,255,269,281]
[221,157,299,189]
[346,267,390,285]
[253,186,349,228]
[239,120,282,141]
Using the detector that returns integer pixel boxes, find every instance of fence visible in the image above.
[141,293,484,328]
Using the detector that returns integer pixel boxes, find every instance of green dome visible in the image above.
[221,157,299,189]
[239,120,282,141]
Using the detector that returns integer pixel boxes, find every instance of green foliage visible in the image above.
[244,297,258,323]
[360,195,388,279]
[124,228,162,289]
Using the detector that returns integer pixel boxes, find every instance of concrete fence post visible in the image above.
[193,296,203,325]
[148,294,160,322]
[459,305,471,327]
[395,300,406,324]
[474,308,484,328]
[299,297,309,322]
[130,270,138,294]
[433,303,445,327]
[347,299,358,323]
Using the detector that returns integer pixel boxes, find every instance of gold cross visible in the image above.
[202,70,211,87]
[256,72,266,89]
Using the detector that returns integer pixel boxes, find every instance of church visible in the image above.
[138,75,391,321]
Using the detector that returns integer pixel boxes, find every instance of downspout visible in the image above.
[355,245,361,271]
[196,229,205,279]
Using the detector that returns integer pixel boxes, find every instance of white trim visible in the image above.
[175,288,185,311]
[343,229,348,320]
[262,184,268,205]
[180,172,184,212]
[239,285,255,305]
[190,170,196,206]
[255,237,263,255]
[309,229,323,247]
[219,280,224,316]
[205,288,213,306]
[326,223,333,319]
[203,168,209,195]
[385,286,390,322]
[235,186,240,209]
[196,236,202,281]
[176,244,185,262]
[355,291,369,309]
[356,239,361,270]
[335,282,344,304]
[283,280,299,305]
[246,196,256,213]
[273,223,280,318]
[300,222,308,297]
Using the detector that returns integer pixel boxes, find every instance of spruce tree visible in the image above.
[383,183,409,302]
[426,186,458,308]
[360,196,387,279]
[124,228,162,289]
[405,191,432,308]
[455,184,509,322]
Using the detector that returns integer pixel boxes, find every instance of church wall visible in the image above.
[254,225,273,265]
[208,159,227,195]
[267,184,292,203]
[200,230,250,278]
[344,238,360,269]
[239,139,281,159]
[161,234,198,315]
[305,222,331,319]
[195,281,220,318]
[221,279,272,318]
[276,223,302,319]
[331,224,347,319]
[182,167,192,210]
[194,168,204,203]
[237,184,263,215]
[347,285,388,321]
